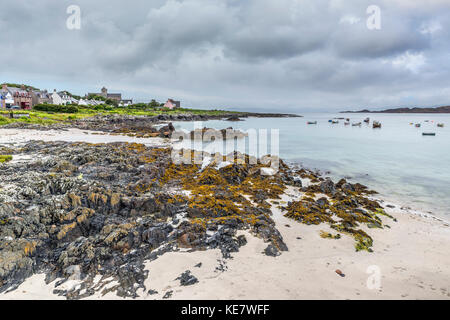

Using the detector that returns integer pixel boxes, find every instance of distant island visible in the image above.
[341,106,450,114]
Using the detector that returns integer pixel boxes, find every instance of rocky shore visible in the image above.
[0,132,404,300]
[0,114,449,300]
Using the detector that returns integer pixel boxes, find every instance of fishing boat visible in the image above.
[307,121,317,125]
[364,118,370,123]
[437,123,444,128]
[352,122,362,126]
[373,121,382,128]
[422,132,436,136]
[415,123,421,128]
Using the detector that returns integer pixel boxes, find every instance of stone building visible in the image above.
[1,84,32,109]
[31,90,51,106]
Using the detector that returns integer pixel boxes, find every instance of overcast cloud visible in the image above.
[1,0,450,112]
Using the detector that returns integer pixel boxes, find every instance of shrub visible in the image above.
[0,116,11,125]
[33,104,79,113]
[0,155,12,163]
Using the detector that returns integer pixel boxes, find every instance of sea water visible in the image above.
[172,113,450,218]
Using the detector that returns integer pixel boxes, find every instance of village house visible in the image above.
[2,91,14,108]
[31,90,51,106]
[1,84,32,109]
[78,98,104,106]
[119,99,133,107]
[164,98,181,109]
[51,90,78,105]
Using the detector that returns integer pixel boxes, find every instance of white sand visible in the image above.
[2,187,449,300]
[0,128,169,147]
[1,129,449,300]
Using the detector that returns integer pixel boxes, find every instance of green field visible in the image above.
[0,105,243,126]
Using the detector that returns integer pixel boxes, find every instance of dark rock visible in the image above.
[320,178,336,195]
[292,177,303,187]
[176,270,199,286]
[263,245,280,257]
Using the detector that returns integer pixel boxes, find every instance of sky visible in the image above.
[1,0,450,112]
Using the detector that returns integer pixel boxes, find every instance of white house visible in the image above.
[78,99,89,106]
[1,91,14,108]
[51,90,66,105]
[51,90,78,105]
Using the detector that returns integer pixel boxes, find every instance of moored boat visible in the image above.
[364,118,370,123]
[415,123,421,128]
[437,123,444,128]
[373,121,381,128]
[352,122,362,126]
[422,132,436,136]
[307,121,318,125]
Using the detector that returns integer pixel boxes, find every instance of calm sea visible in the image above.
[172,113,450,219]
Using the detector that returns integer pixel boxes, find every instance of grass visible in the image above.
[0,106,245,127]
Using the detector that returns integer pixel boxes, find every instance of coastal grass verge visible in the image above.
[0,106,247,127]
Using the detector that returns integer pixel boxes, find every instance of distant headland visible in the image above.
[341,106,450,114]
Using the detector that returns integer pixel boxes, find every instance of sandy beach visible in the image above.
[0,128,449,300]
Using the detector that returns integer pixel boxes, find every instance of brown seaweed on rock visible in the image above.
[285,177,394,252]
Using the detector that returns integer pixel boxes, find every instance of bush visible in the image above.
[0,155,12,163]
[87,105,114,111]
[33,104,79,113]
[0,116,11,125]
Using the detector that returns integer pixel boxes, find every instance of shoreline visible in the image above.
[1,126,448,224]
[0,127,449,300]
[0,126,448,224]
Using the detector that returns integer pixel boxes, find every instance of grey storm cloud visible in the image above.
[1,0,450,112]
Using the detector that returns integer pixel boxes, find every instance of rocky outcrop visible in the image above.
[0,141,290,299]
